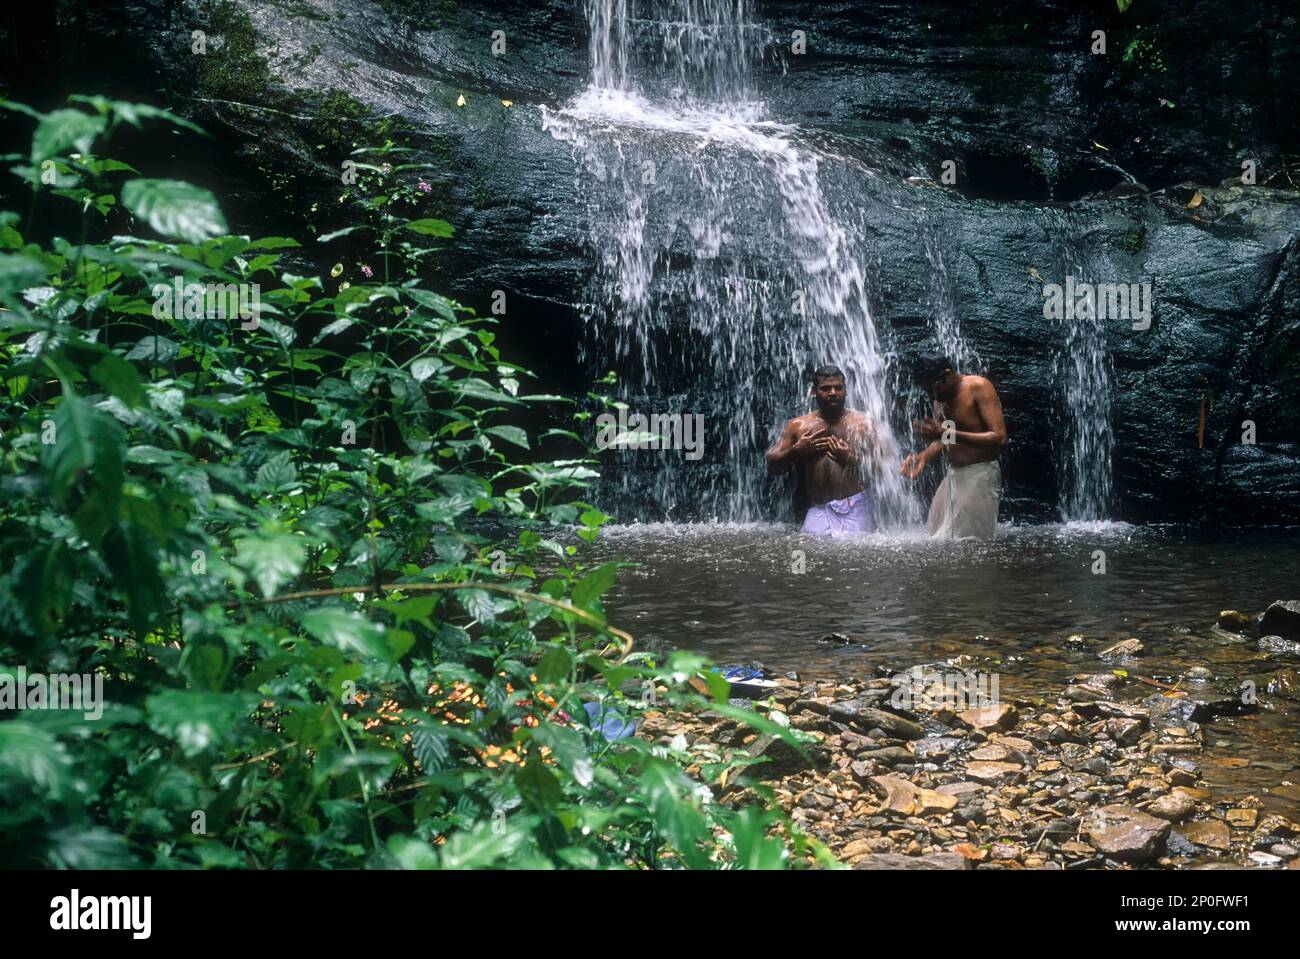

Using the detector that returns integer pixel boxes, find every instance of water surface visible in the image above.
[592,522,1300,814]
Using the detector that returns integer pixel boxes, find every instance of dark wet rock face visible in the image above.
[1261,601,1300,640]
[51,0,1300,523]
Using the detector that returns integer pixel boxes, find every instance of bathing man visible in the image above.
[900,353,1007,540]
[766,365,878,535]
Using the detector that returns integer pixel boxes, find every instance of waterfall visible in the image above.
[918,208,977,373]
[1045,209,1115,521]
[544,0,915,525]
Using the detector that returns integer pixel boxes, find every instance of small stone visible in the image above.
[958,703,1019,732]
[936,781,984,798]
[1267,670,1300,697]
[868,775,958,816]
[858,747,915,766]
[1227,808,1258,829]
[970,744,1011,762]
[839,839,875,859]
[1217,610,1253,633]
[990,842,1022,860]
[1248,851,1282,866]
[1186,666,1213,680]
[1099,639,1144,663]
[1081,805,1170,862]
[1270,843,1298,858]
[912,736,963,760]
[1259,635,1300,655]
[1147,792,1197,822]
[966,761,1024,784]
[853,852,969,870]
[828,702,925,740]
[1269,784,1300,802]
[1180,820,1231,851]
[1106,717,1144,746]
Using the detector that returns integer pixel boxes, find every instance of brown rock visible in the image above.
[959,703,1019,732]
[1099,639,1145,662]
[1081,805,1171,862]
[853,852,970,870]
[966,761,1024,784]
[1226,808,1258,829]
[1180,819,1231,851]
[1147,792,1196,822]
[936,781,984,798]
[1217,610,1253,633]
[868,775,958,816]
[839,839,875,859]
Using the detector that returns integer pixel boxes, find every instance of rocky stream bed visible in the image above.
[641,600,1300,869]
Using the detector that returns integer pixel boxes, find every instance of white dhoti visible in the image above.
[928,460,1001,540]
[802,490,874,537]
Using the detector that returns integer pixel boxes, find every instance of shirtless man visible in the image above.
[767,365,878,535]
[900,353,1008,540]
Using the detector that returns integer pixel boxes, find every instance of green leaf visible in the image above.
[145,690,259,757]
[246,236,301,250]
[317,224,370,243]
[729,807,786,869]
[31,108,106,162]
[485,425,529,449]
[531,722,594,787]
[104,520,165,635]
[125,335,181,364]
[535,646,573,684]
[571,562,621,612]
[42,391,125,543]
[300,607,389,659]
[89,353,147,407]
[402,218,454,238]
[0,721,72,798]
[234,531,306,598]
[121,178,228,243]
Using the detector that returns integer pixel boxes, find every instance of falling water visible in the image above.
[917,208,977,372]
[1044,209,1115,521]
[544,0,915,524]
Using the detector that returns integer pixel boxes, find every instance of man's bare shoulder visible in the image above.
[788,412,820,430]
[964,375,999,397]
[840,408,873,432]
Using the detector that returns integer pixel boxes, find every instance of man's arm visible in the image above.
[766,420,798,475]
[767,419,828,475]
[901,440,942,479]
[914,380,1007,451]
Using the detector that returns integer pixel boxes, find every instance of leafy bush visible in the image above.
[0,96,822,869]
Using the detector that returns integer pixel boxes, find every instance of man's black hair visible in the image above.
[811,364,845,385]
[912,352,955,386]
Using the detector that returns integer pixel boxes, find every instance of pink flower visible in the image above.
[417,180,432,194]
[360,264,373,278]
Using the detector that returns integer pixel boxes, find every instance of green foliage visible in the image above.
[193,0,276,102]
[0,96,821,869]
